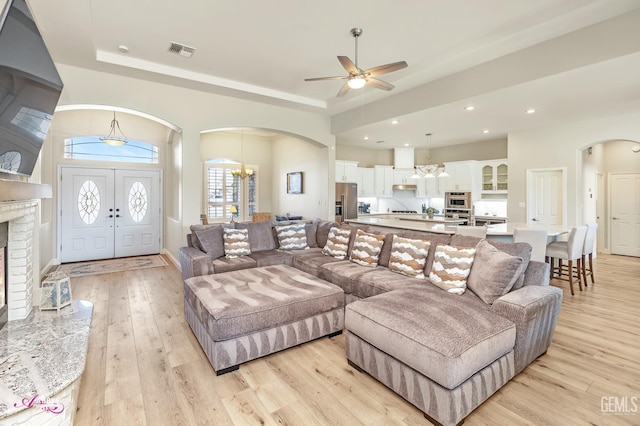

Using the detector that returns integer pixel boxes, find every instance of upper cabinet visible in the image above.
[480,160,508,194]
[393,169,414,186]
[357,167,375,197]
[442,161,480,197]
[336,160,358,183]
[374,165,394,198]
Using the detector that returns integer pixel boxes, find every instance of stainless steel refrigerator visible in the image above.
[335,182,358,223]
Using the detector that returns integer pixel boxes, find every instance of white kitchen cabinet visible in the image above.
[393,169,415,186]
[480,159,508,194]
[335,160,358,183]
[357,167,375,197]
[374,165,394,198]
[443,161,480,198]
[424,176,443,197]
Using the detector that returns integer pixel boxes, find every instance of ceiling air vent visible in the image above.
[168,41,195,58]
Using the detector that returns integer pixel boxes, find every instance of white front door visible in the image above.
[60,167,115,262]
[60,167,162,263]
[610,173,640,257]
[114,169,161,258]
[527,169,564,226]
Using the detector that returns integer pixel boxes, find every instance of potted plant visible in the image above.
[425,207,438,219]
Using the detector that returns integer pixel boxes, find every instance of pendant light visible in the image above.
[231,130,254,180]
[100,111,128,146]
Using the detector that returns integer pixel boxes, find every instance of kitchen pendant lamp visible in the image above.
[100,112,128,146]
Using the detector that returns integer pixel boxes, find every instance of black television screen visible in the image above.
[0,0,63,176]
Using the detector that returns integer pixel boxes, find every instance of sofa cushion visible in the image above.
[289,247,343,276]
[305,222,318,248]
[401,230,452,276]
[388,235,431,279]
[322,227,352,259]
[212,255,257,273]
[450,235,532,290]
[318,260,370,294]
[223,228,251,258]
[349,229,385,267]
[429,244,476,295]
[274,223,309,250]
[236,221,277,252]
[353,268,424,299]
[315,219,338,248]
[193,225,225,259]
[467,240,524,304]
[345,286,516,390]
[248,249,293,268]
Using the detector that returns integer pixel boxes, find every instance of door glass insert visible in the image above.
[78,180,101,224]
[128,181,148,222]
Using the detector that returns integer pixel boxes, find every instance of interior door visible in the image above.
[60,167,162,262]
[610,173,640,256]
[60,167,115,262]
[528,169,564,226]
[114,169,161,257]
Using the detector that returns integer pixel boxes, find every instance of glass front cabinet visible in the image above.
[480,160,508,194]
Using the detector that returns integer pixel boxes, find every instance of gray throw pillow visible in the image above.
[467,240,524,304]
[194,226,225,259]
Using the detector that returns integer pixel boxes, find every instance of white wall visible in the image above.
[38,63,335,265]
[508,112,640,226]
[272,135,329,220]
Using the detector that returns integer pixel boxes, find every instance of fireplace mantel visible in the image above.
[0,179,52,202]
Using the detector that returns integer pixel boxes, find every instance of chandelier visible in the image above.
[410,133,449,179]
[100,111,128,146]
[230,130,254,179]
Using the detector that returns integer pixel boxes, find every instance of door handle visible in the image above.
[107,215,113,218]
[612,217,619,220]
[115,214,121,218]
[532,218,538,221]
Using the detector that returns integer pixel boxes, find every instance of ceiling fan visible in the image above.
[305,28,408,97]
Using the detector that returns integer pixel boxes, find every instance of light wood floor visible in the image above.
[72,254,640,425]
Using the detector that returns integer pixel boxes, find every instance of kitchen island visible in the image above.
[348,216,567,241]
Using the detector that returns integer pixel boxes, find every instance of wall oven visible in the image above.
[445,192,472,209]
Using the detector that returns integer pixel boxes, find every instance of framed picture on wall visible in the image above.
[287,172,303,194]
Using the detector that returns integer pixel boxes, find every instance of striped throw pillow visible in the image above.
[321,227,351,259]
[349,229,385,267]
[429,244,477,295]
[389,235,431,278]
[275,223,309,250]
[223,228,251,258]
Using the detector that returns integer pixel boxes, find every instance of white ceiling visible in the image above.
[26,0,640,150]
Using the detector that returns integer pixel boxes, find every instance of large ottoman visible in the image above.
[345,286,516,426]
[184,264,345,375]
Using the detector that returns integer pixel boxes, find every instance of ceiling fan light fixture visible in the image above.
[347,76,366,89]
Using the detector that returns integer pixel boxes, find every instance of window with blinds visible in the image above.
[205,163,257,221]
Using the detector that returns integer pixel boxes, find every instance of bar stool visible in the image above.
[513,228,548,263]
[545,225,587,295]
[455,226,487,238]
[582,223,598,286]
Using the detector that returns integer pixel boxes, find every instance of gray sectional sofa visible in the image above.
[179,218,562,426]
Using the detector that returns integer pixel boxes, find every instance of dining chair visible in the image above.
[545,225,588,295]
[513,228,548,263]
[455,225,487,238]
[582,223,598,286]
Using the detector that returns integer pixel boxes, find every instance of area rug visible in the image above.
[57,255,168,277]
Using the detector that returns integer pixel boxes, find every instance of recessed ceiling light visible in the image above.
[391,120,399,124]
[404,143,409,147]
[362,136,369,140]
[465,106,475,111]
[118,45,129,53]
[482,129,490,134]
[526,108,536,114]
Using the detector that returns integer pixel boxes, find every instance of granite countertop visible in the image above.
[348,217,569,238]
[0,300,93,418]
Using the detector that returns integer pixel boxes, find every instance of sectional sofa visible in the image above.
[179,218,562,426]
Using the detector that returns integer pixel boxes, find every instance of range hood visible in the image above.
[392,147,417,190]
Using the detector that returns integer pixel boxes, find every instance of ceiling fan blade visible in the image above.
[367,77,395,91]
[337,81,351,97]
[365,61,408,77]
[338,56,359,74]
[304,76,348,81]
